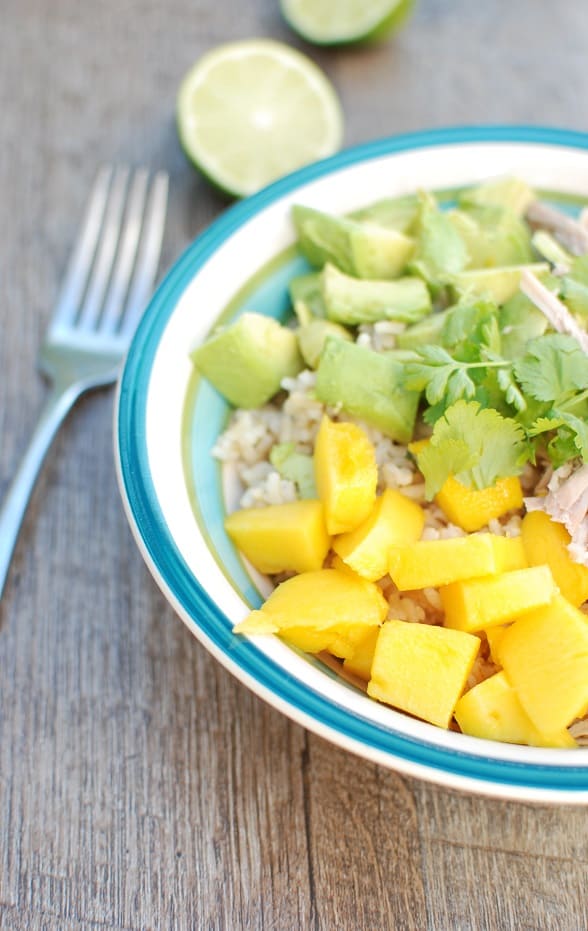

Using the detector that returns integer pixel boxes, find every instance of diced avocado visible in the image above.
[348,223,414,279]
[315,338,420,442]
[292,205,354,273]
[321,262,431,326]
[349,194,419,233]
[531,230,573,268]
[458,177,535,216]
[270,443,317,498]
[450,263,550,305]
[191,311,303,409]
[297,318,352,369]
[448,206,534,269]
[560,255,588,318]
[395,308,450,349]
[289,272,326,323]
[291,205,415,279]
[409,192,469,292]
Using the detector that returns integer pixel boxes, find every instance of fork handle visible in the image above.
[0,383,82,599]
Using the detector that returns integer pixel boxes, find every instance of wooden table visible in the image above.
[2,2,588,928]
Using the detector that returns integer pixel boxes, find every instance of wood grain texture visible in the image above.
[2,1,588,929]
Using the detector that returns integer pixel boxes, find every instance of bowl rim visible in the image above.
[115,125,588,803]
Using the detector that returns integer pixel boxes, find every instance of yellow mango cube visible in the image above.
[485,625,509,663]
[435,475,523,532]
[333,488,424,581]
[440,565,557,633]
[388,533,498,591]
[489,535,528,572]
[367,620,480,728]
[497,594,588,733]
[225,500,330,575]
[454,671,576,748]
[342,626,380,681]
[234,568,387,659]
[314,415,377,534]
[521,510,588,606]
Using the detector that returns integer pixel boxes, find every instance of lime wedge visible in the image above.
[177,40,344,198]
[280,0,414,45]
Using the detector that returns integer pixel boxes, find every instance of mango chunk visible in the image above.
[234,568,387,659]
[440,565,557,633]
[521,510,588,607]
[436,475,523,532]
[454,671,576,748]
[388,533,498,591]
[367,620,480,728]
[333,488,424,581]
[490,535,528,572]
[497,594,588,733]
[342,626,380,681]
[225,500,330,575]
[314,415,378,535]
[485,625,509,663]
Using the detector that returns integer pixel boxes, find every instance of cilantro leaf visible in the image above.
[513,334,588,403]
[414,400,531,498]
[529,411,588,466]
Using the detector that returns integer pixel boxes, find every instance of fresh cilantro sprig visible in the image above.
[404,346,510,408]
[415,400,531,498]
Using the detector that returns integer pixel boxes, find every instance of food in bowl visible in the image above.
[192,175,588,749]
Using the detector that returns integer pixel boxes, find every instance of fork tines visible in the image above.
[50,165,168,343]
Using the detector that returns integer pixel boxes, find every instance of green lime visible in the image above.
[176,39,344,198]
[280,0,414,45]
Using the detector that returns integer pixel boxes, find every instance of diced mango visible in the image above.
[342,626,380,681]
[329,553,364,579]
[485,625,509,663]
[333,489,424,581]
[388,533,498,591]
[454,671,576,748]
[435,475,523,532]
[440,565,557,633]
[489,535,528,572]
[314,415,378,535]
[234,568,387,659]
[367,620,480,728]
[225,500,330,575]
[521,510,588,607]
[497,594,588,734]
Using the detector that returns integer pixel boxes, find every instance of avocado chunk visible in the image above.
[289,272,326,323]
[292,205,415,279]
[450,263,549,305]
[191,312,303,409]
[457,177,535,216]
[322,262,431,326]
[297,318,353,369]
[270,443,317,498]
[408,192,469,293]
[448,206,534,269]
[349,194,419,234]
[315,338,420,442]
[395,307,450,349]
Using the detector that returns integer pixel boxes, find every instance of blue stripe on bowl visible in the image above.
[117,125,588,797]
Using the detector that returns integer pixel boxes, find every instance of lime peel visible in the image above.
[280,0,414,45]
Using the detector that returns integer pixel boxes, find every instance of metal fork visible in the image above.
[0,165,169,598]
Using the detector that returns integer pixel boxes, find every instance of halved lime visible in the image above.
[177,40,344,198]
[280,0,414,45]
